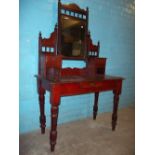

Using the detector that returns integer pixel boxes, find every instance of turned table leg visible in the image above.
[50,105,59,151]
[112,91,120,131]
[38,84,46,134]
[50,91,60,152]
[112,80,122,131]
[93,92,99,120]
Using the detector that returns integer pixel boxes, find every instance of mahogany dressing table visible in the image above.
[35,0,124,152]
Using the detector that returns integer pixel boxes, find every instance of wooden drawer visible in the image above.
[80,82,103,89]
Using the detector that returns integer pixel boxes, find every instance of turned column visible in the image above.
[38,81,46,134]
[50,105,59,151]
[50,86,60,152]
[112,92,120,131]
[112,80,122,131]
[93,92,99,120]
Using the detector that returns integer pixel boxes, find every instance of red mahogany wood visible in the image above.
[36,0,124,152]
[87,31,100,57]
[37,79,46,134]
[39,25,57,55]
[112,81,122,131]
[36,75,123,151]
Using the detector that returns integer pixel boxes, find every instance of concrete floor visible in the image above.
[19,107,135,155]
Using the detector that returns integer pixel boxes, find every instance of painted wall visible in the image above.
[19,0,135,133]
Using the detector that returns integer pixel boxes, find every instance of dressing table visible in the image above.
[35,0,124,152]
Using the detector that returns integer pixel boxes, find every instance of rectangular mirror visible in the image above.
[60,15,86,58]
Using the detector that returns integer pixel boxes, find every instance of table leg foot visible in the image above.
[41,126,45,134]
[50,144,55,152]
[112,115,117,131]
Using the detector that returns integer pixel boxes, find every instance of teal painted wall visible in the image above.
[19,0,135,133]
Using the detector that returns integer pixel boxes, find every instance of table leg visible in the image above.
[112,92,120,131]
[50,92,60,152]
[38,83,46,134]
[93,92,99,120]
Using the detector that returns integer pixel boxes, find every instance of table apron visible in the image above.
[58,81,117,96]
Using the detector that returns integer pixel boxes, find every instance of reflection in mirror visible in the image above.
[61,15,86,57]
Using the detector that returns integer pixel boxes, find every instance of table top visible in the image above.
[36,74,124,84]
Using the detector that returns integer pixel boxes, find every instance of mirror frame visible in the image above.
[57,0,89,60]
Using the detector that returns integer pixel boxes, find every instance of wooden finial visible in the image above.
[98,41,100,55]
[39,32,42,38]
[98,41,100,46]
[55,23,58,29]
[86,7,89,12]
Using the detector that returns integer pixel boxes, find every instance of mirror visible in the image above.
[60,15,86,58]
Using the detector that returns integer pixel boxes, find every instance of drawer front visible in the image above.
[80,82,103,89]
[79,81,115,91]
[60,80,116,96]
